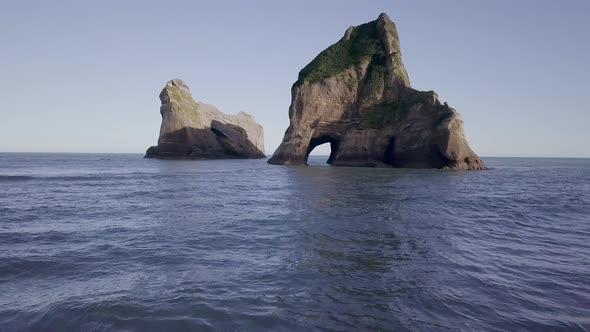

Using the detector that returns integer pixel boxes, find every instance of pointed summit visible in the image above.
[296,12,410,92]
[377,12,391,21]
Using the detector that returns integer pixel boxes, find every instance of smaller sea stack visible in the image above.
[145,79,266,159]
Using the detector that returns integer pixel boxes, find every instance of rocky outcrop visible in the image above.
[145,79,265,159]
[268,13,486,170]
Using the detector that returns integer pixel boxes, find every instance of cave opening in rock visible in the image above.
[384,136,396,166]
[306,135,340,165]
[210,127,225,138]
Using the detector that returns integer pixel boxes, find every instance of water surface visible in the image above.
[1,154,589,331]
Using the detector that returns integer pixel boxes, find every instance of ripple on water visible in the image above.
[0,155,589,331]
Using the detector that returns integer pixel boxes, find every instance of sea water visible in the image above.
[0,153,589,331]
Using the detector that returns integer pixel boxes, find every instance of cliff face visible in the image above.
[145,79,265,159]
[268,13,486,170]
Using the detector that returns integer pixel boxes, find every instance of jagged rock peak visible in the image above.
[167,78,190,90]
[296,12,410,90]
[145,79,266,160]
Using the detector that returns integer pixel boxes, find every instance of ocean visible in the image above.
[0,153,588,331]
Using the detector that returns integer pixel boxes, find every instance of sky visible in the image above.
[0,0,589,157]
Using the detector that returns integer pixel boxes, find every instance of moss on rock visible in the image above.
[297,22,385,84]
[360,102,402,129]
[360,90,436,129]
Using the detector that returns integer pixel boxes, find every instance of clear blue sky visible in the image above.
[1,0,588,157]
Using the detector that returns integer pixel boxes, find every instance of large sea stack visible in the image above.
[145,79,265,159]
[268,13,486,170]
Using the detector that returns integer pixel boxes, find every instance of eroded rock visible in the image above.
[145,79,265,159]
[268,13,486,170]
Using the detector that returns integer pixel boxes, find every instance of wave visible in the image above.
[0,174,104,182]
[0,172,161,182]
[0,175,34,182]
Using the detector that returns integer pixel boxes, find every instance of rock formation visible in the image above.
[145,79,265,159]
[268,13,486,170]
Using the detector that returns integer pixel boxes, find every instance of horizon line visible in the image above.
[0,151,589,159]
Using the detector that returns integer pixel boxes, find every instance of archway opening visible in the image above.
[306,135,340,165]
[383,136,396,166]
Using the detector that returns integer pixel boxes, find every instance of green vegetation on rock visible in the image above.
[360,102,403,129]
[297,22,385,84]
[360,90,435,129]
[366,63,387,93]
[164,86,202,124]
[404,89,434,106]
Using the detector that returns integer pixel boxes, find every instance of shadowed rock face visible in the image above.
[145,79,265,159]
[268,13,486,170]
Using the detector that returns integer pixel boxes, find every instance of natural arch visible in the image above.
[306,135,340,165]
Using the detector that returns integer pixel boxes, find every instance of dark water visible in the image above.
[0,153,589,331]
